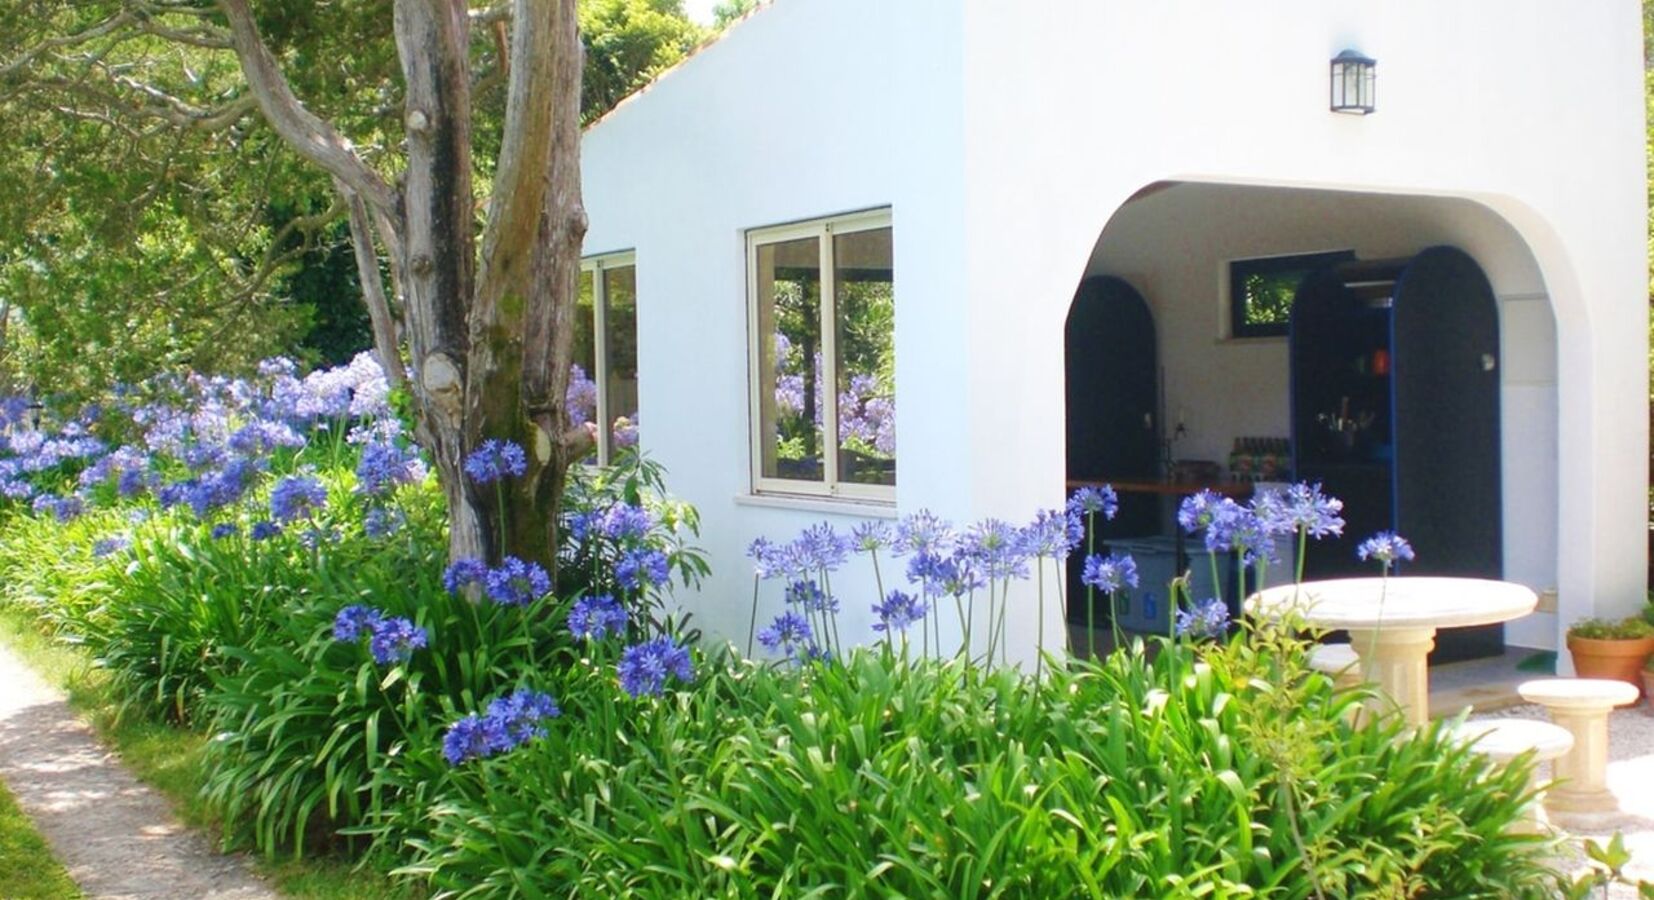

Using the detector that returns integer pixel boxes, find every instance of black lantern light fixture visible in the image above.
[1330,49,1376,115]
[24,400,43,432]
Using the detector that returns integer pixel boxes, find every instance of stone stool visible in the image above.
[1517,678,1639,814]
[1444,717,1574,831]
[1309,642,1362,691]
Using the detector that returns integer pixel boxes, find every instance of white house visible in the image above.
[577,0,1648,667]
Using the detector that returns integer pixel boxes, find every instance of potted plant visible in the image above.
[1566,616,1654,694]
[1644,656,1654,713]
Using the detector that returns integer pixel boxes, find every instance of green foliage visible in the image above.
[409,629,1559,898]
[0,778,81,899]
[581,0,708,123]
[1566,615,1654,640]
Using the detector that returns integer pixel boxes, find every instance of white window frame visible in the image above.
[746,208,894,503]
[581,250,636,466]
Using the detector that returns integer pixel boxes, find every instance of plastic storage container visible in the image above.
[1105,537,1219,635]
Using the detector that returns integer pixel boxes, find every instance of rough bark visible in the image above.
[340,181,407,390]
[219,0,587,572]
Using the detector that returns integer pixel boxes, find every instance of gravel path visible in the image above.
[0,643,277,899]
[1471,700,1654,895]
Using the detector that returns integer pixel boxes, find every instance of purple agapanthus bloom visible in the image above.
[851,520,892,553]
[567,594,628,642]
[1019,508,1077,559]
[1203,504,1276,564]
[746,537,789,580]
[1179,489,1233,534]
[872,590,928,634]
[893,509,953,557]
[332,604,384,642]
[269,475,327,523]
[1176,597,1231,640]
[1066,485,1119,522]
[1357,532,1415,570]
[486,689,561,745]
[484,557,551,606]
[1265,482,1345,539]
[793,522,851,572]
[961,519,1028,580]
[443,558,488,595]
[367,616,428,665]
[598,504,653,542]
[210,523,239,541]
[463,439,528,484]
[617,637,695,698]
[756,610,813,655]
[616,548,669,592]
[442,714,509,766]
[363,507,404,539]
[1081,553,1139,594]
[784,578,837,613]
[355,441,426,497]
[249,520,281,541]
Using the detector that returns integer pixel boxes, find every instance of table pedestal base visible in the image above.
[1345,625,1437,727]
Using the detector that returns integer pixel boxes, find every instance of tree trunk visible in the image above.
[222,0,591,573]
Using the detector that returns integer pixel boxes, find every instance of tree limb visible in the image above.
[216,0,397,217]
[339,179,409,389]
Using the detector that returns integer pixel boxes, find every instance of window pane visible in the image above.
[833,226,895,487]
[756,236,824,483]
[603,264,639,457]
[1241,271,1299,327]
[573,269,598,462]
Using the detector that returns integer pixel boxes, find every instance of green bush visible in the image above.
[407,627,1559,898]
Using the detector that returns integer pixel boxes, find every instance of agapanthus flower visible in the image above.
[1019,508,1077,558]
[355,441,426,497]
[442,714,508,766]
[367,616,428,665]
[1176,597,1231,640]
[961,519,1028,580]
[1203,504,1276,564]
[872,590,928,634]
[1067,485,1119,521]
[270,475,327,523]
[484,557,552,606]
[1357,532,1415,570]
[332,604,384,642]
[793,522,851,572]
[249,520,282,541]
[851,520,892,553]
[598,504,653,542]
[616,547,669,592]
[443,558,488,595]
[746,537,790,580]
[210,523,239,541]
[298,525,343,550]
[893,509,953,557]
[227,420,306,457]
[91,535,131,558]
[1081,553,1139,594]
[567,594,628,642]
[756,610,814,655]
[617,637,695,698]
[1269,482,1345,539]
[463,439,528,484]
[486,689,561,745]
[1177,489,1229,534]
[32,494,83,524]
[363,507,405,540]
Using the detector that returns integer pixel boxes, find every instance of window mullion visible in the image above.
[592,262,611,466]
[819,225,839,493]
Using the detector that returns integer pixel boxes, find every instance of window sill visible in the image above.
[733,492,898,519]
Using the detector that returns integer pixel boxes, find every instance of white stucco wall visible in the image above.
[581,0,1646,663]
[581,0,969,646]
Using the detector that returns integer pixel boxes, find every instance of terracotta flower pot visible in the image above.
[1566,634,1654,695]
[1644,669,1654,713]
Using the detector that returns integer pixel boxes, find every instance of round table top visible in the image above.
[1246,577,1538,631]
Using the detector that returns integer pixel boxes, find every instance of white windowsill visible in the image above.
[733,492,898,519]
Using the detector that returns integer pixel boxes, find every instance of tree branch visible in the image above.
[339,179,409,389]
[216,0,397,217]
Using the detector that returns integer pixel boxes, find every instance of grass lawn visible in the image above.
[0,607,412,900]
[0,777,80,900]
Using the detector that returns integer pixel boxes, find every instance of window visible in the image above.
[575,251,638,465]
[748,210,895,501]
[1228,250,1354,338]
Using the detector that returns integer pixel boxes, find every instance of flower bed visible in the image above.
[0,355,1573,897]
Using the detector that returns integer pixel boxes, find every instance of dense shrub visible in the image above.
[408,628,1558,898]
